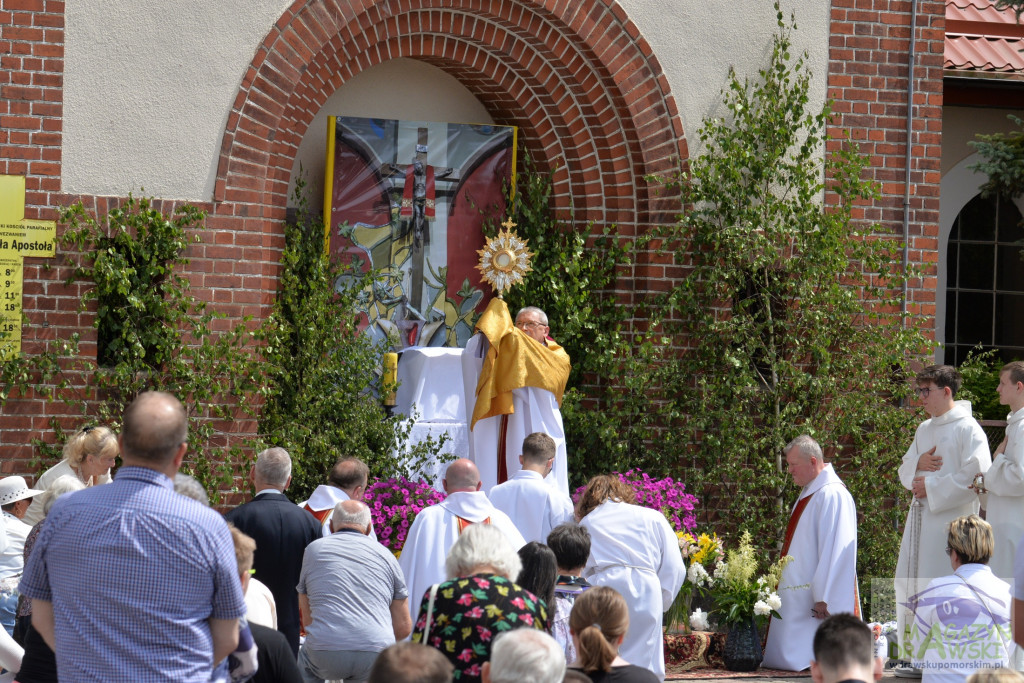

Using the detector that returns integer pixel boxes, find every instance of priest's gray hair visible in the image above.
[516,306,548,326]
[255,447,292,487]
[445,523,522,580]
[487,628,566,683]
[332,500,371,531]
[41,475,86,517]
[785,434,823,462]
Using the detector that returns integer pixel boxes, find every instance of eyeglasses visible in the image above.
[515,320,546,330]
[915,387,939,397]
[945,546,953,556]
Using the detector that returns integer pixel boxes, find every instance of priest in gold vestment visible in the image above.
[461,299,571,496]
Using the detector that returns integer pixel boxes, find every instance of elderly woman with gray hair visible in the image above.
[911,514,1018,683]
[412,523,548,682]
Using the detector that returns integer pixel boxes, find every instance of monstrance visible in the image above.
[475,218,534,297]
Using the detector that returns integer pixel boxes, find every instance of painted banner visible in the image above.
[323,116,516,348]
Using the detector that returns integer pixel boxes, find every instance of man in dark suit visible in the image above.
[225,447,322,655]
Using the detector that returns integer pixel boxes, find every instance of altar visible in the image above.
[393,346,469,489]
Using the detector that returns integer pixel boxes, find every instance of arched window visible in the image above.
[944,193,1024,365]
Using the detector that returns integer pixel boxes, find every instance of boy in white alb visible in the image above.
[981,361,1024,581]
[488,433,574,544]
[894,364,990,663]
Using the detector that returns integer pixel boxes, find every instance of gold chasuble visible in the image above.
[470,298,571,430]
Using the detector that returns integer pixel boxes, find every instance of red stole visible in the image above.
[303,503,332,526]
[780,492,814,558]
[456,516,490,534]
[497,414,510,484]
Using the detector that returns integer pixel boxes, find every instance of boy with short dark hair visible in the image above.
[894,364,991,665]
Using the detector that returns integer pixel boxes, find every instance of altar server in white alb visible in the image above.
[982,360,1024,581]
[488,432,574,544]
[398,459,526,621]
[893,365,990,659]
[462,299,571,496]
[763,435,859,672]
[577,474,686,681]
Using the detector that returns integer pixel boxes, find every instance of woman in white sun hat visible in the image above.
[0,475,43,635]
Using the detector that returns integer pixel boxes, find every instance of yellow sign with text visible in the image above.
[0,258,22,360]
[0,175,57,358]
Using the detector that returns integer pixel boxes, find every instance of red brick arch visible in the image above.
[214,0,686,235]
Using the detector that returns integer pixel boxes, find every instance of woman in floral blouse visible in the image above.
[411,523,547,681]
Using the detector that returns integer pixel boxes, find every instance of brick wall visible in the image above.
[827,0,945,337]
[1,0,945,483]
[0,0,686,480]
[1,0,67,472]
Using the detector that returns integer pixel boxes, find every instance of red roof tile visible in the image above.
[945,0,1024,74]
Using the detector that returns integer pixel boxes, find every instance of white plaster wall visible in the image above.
[61,0,830,202]
[287,59,494,207]
[942,106,1023,175]
[624,0,830,155]
[63,0,290,200]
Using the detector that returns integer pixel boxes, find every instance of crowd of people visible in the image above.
[0,389,685,683]
[1,358,1024,682]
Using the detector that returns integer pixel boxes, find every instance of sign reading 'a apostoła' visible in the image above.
[0,175,57,359]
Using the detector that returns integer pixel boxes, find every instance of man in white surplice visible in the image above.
[398,459,526,622]
[461,301,571,496]
[763,435,859,672]
[578,475,685,681]
[297,457,371,537]
[488,432,574,544]
[983,360,1024,581]
[894,364,990,663]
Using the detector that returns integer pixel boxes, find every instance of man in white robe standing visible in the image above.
[982,360,1024,581]
[462,300,571,496]
[578,474,685,681]
[763,435,859,672]
[894,364,990,665]
[297,457,371,537]
[488,432,574,543]
[398,458,526,621]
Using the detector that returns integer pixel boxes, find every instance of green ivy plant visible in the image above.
[52,194,255,496]
[653,8,931,619]
[246,181,447,501]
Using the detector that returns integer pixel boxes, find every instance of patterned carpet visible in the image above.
[663,632,811,680]
[666,667,812,680]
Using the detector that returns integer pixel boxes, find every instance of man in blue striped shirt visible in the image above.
[20,391,247,682]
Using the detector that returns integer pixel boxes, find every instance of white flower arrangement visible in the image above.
[687,561,712,588]
[753,600,772,617]
[713,560,728,580]
[689,607,710,631]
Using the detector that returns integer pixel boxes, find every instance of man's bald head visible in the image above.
[444,459,481,493]
[121,391,187,465]
[331,499,372,534]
